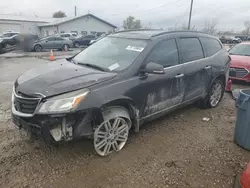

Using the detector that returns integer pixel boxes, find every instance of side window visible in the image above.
[146,39,179,68]
[47,37,55,41]
[200,37,222,57]
[179,38,204,63]
[55,37,64,41]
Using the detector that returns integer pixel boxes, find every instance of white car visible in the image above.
[57,33,77,40]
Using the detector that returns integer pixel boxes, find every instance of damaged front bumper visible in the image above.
[12,109,99,143]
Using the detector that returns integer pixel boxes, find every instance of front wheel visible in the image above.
[34,44,42,52]
[199,79,224,108]
[94,116,130,156]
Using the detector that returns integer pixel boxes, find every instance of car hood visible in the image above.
[15,59,117,97]
[230,55,250,67]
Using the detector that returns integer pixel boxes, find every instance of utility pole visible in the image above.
[188,0,194,30]
[74,6,77,17]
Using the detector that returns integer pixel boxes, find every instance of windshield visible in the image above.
[229,44,250,56]
[73,36,148,71]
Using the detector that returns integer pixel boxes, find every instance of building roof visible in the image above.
[38,13,117,28]
[0,14,52,23]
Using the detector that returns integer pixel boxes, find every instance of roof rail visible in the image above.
[114,29,163,34]
[152,30,213,37]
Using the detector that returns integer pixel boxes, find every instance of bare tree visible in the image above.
[52,11,66,18]
[202,20,217,35]
[123,16,142,30]
[242,21,250,35]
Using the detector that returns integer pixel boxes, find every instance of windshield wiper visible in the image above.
[77,62,109,72]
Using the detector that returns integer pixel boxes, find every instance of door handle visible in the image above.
[205,65,211,70]
[175,74,184,78]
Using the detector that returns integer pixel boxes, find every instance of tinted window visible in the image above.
[179,38,204,63]
[47,37,55,41]
[200,37,222,57]
[146,39,179,68]
[55,37,64,41]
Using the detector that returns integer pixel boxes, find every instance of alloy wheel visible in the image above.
[94,117,129,156]
[35,45,41,52]
[209,81,222,107]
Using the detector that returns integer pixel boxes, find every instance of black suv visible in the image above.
[12,30,230,156]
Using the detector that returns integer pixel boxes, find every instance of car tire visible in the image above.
[34,44,42,52]
[199,79,225,109]
[62,44,70,51]
[93,107,131,156]
[74,42,80,48]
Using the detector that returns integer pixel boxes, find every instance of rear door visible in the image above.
[177,37,210,102]
[54,37,64,49]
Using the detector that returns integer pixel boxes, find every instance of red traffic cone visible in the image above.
[240,163,250,188]
[225,79,232,92]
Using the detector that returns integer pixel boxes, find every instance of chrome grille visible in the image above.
[14,97,40,114]
[232,68,249,78]
[13,89,41,115]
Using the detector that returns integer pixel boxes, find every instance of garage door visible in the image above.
[0,23,21,33]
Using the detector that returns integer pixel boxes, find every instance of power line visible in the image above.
[109,0,182,16]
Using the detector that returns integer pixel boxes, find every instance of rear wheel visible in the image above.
[62,44,70,51]
[199,79,224,108]
[93,108,130,156]
[74,42,80,48]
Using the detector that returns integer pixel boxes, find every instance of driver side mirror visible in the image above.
[142,62,165,74]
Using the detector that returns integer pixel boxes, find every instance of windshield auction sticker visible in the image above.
[126,45,144,52]
[108,63,120,71]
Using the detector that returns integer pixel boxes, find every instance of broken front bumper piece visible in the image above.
[12,111,96,142]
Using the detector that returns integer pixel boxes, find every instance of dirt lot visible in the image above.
[0,57,250,188]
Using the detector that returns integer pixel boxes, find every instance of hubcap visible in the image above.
[75,43,79,47]
[94,117,129,156]
[210,82,222,107]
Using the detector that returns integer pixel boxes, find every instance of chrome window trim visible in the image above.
[164,48,221,70]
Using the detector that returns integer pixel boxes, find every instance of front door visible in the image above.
[139,38,185,118]
[177,37,210,102]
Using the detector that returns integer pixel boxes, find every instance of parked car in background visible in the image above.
[73,35,96,48]
[89,33,107,45]
[219,36,241,44]
[0,32,20,53]
[229,42,250,82]
[33,36,73,52]
[12,30,230,156]
[57,33,78,41]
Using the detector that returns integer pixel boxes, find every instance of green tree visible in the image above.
[123,16,142,30]
[52,11,66,18]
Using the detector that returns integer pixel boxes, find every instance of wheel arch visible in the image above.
[101,98,140,132]
[211,74,226,87]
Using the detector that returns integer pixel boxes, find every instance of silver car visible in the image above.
[33,36,73,52]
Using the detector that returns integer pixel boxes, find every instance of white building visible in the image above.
[38,14,117,37]
[0,14,51,35]
[0,14,117,37]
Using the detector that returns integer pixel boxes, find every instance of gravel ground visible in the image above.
[0,57,250,188]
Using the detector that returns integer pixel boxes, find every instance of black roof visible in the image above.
[111,29,215,39]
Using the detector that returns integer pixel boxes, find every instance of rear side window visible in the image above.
[200,37,222,57]
[146,39,179,68]
[179,38,204,63]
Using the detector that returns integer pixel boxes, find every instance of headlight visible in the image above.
[37,88,89,114]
